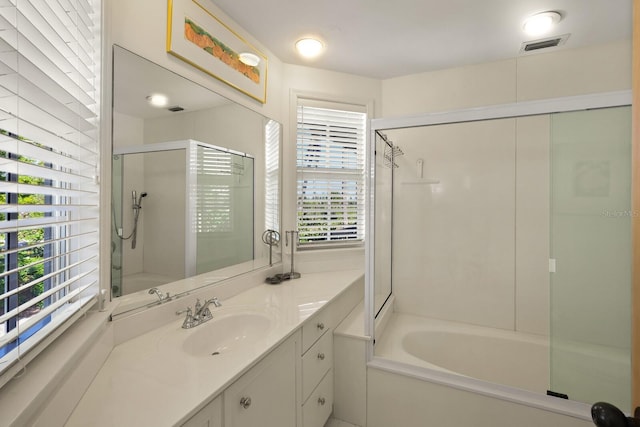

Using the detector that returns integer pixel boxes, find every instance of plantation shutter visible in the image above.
[0,0,100,381]
[264,119,279,232]
[196,147,233,233]
[296,99,366,246]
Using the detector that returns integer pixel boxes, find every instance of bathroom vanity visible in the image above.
[65,269,363,427]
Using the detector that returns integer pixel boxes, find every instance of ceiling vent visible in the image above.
[168,106,184,112]
[520,34,570,53]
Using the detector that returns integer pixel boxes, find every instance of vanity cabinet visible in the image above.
[224,333,298,427]
[300,310,334,427]
[181,395,222,427]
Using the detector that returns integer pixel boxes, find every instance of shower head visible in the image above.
[136,192,148,207]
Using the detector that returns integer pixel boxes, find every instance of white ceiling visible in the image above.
[212,0,633,79]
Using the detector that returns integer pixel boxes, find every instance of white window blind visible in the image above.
[195,148,233,233]
[264,119,279,232]
[0,0,100,382]
[296,100,366,246]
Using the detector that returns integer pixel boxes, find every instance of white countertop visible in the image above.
[65,269,363,427]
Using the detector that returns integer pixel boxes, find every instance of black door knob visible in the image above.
[592,402,634,427]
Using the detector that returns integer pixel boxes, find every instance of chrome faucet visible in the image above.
[148,287,170,303]
[176,297,222,329]
[194,297,222,320]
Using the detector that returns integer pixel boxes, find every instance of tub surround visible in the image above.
[65,269,364,426]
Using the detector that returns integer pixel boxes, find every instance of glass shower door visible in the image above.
[549,106,632,411]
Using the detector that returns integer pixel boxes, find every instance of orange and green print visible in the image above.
[184,17,260,85]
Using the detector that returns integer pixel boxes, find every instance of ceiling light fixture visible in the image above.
[523,11,562,37]
[146,94,169,108]
[295,38,324,59]
[239,52,260,67]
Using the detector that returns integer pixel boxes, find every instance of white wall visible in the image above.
[278,64,382,273]
[382,39,631,116]
[108,0,284,123]
[107,0,382,276]
[381,40,631,336]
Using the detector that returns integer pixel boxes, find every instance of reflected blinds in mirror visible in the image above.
[296,100,366,246]
[0,0,100,381]
[265,119,279,231]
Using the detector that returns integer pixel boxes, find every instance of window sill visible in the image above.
[293,245,365,274]
[0,302,115,426]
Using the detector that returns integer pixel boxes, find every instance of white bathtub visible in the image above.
[375,311,632,415]
[375,312,550,393]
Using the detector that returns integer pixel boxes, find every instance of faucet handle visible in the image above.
[176,307,195,329]
[176,307,192,316]
[194,298,202,312]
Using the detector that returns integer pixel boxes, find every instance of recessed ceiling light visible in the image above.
[146,94,169,108]
[239,52,260,67]
[523,11,562,37]
[295,38,324,59]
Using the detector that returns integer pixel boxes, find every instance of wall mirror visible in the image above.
[111,45,281,316]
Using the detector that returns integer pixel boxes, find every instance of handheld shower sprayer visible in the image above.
[116,190,148,250]
[132,191,147,212]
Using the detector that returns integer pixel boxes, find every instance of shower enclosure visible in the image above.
[368,93,632,414]
[112,139,254,297]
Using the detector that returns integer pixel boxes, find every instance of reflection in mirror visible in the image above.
[111,141,254,296]
[111,45,280,315]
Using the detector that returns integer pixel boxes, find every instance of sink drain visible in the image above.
[211,351,220,356]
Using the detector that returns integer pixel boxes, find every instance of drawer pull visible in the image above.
[317,352,325,360]
[240,396,252,409]
[318,397,326,406]
[317,322,325,331]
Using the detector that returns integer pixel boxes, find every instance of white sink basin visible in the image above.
[182,312,273,357]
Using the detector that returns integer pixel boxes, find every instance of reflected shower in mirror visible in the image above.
[111,45,280,315]
[112,141,254,297]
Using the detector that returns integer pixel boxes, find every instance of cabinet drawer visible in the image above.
[302,329,333,401]
[302,369,333,427]
[302,310,331,353]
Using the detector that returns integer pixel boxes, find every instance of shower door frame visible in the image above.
[366,89,633,419]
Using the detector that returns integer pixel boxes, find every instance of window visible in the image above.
[0,1,100,384]
[265,119,280,232]
[296,99,366,246]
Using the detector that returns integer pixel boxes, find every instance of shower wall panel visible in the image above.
[515,116,551,336]
[392,116,552,334]
[392,119,517,330]
[143,150,187,280]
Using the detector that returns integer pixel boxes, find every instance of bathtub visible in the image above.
[374,312,550,393]
[375,311,631,413]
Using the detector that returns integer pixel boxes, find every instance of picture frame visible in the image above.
[167,0,268,103]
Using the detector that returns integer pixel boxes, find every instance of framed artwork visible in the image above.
[167,0,268,103]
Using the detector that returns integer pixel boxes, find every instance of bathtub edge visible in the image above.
[367,356,592,421]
